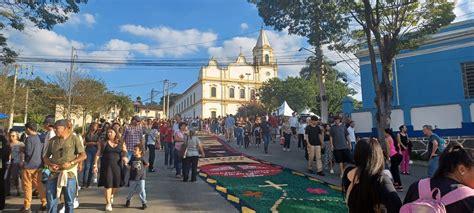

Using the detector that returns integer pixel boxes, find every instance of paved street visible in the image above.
[2,134,429,212]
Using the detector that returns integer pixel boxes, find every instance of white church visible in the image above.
[170,29,278,118]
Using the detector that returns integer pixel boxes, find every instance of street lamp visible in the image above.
[299,47,328,123]
[166,82,177,118]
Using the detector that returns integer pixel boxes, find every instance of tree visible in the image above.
[107,93,134,121]
[259,77,317,114]
[300,61,357,116]
[236,101,267,118]
[72,77,108,132]
[250,0,350,122]
[0,0,86,64]
[343,0,455,141]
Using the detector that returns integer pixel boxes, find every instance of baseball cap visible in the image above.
[54,119,68,128]
[43,117,55,127]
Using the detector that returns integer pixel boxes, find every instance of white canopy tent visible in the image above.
[300,108,319,117]
[277,101,295,116]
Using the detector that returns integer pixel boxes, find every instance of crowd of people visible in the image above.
[0,111,473,212]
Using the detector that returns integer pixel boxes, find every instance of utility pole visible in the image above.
[24,86,29,124]
[8,64,19,130]
[299,47,328,123]
[163,80,168,118]
[67,47,77,120]
[150,88,155,104]
[166,81,170,118]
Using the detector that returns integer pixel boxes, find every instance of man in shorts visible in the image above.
[329,116,352,178]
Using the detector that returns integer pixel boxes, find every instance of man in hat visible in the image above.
[21,122,47,212]
[123,116,145,159]
[43,119,86,213]
[42,116,56,153]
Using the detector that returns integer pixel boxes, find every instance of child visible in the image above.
[125,144,149,210]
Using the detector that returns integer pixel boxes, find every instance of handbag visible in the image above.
[178,135,189,159]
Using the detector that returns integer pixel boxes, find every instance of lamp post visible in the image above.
[167,82,177,118]
[299,47,328,123]
[245,73,251,101]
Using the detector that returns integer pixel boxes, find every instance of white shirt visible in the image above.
[347,126,356,142]
[289,116,298,128]
[42,129,56,153]
[297,123,307,134]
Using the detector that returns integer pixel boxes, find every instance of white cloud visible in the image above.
[120,24,217,57]
[454,0,473,21]
[60,13,97,28]
[240,23,249,31]
[207,30,305,78]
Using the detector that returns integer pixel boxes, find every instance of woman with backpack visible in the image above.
[402,142,474,212]
[343,138,402,213]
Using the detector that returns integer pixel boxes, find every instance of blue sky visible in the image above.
[6,0,473,103]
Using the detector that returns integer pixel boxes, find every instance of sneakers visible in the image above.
[20,207,32,213]
[105,203,113,211]
[125,200,130,208]
[283,148,286,151]
[142,203,148,210]
[330,169,335,174]
[149,168,156,172]
[307,169,314,174]
[59,206,65,213]
[317,171,325,176]
[93,176,98,184]
[110,195,114,204]
[39,205,47,211]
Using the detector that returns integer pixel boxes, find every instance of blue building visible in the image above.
[344,20,474,137]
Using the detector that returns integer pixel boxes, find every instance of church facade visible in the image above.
[170,29,278,119]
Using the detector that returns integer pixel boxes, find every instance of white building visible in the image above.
[170,29,278,118]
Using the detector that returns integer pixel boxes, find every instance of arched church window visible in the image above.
[240,89,245,99]
[229,88,235,98]
[265,54,270,64]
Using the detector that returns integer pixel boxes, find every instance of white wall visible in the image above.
[351,111,373,133]
[411,104,463,130]
[390,109,405,130]
[471,103,474,122]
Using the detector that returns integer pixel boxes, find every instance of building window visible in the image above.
[251,89,256,99]
[211,111,216,118]
[211,87,217,97]
[462,62,474,99]
[240,89,245,99]
[229,88,235,98]
[265,54,269,64]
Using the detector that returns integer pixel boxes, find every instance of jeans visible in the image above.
[263,133,270,152]
[351,141,356,153]
[298,134,306,148]
[83,146,97,187]
[182,156,199,181]
[164,142,174,166]
[283,133,292,149]
[428,156,439,177]
[174,149,183,175]
[235,127,244,146]
[147,144,156,170]
[390,154,403,186]
[46,176,77,213]
[127,180,147,204]
[401,149,410,173]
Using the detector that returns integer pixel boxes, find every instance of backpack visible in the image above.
[400,178,474,213]
[432,134,446,153]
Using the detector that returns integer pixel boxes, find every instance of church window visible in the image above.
[462,62,474,99]
[240,89,245,99]
[265,54,270,64]
[229,88,235,98]
[211,87,217,97]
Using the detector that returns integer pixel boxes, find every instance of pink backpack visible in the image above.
[400,178,474,213]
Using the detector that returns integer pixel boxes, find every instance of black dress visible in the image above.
[98,141,124,188]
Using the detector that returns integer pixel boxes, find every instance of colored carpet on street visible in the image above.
[196,134,348,213]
